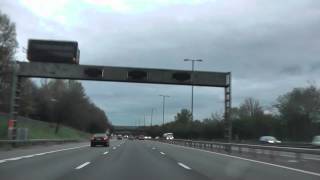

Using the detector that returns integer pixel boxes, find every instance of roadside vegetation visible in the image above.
[0,11,112,137]
[146,85,320,142]
[0,114,90,139]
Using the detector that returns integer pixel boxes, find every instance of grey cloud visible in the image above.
[309,62,320,72]
[2,0,320,125]
[280,65,303,75]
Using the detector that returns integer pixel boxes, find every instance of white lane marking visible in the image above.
[159,142,320,177]
[22,155,34,158]
[117,145,121,147]
[7,157,22,161]
[288,160,298,163]
[178,162,191,170]
[152,147,156,150]
[103,151,109,155]
[75,162,90,169]
[160,152,166,155]
[113,147,117,150]
[303,157,320,161]
[0,145,88,164]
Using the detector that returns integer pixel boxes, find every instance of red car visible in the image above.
[91,133,110,147]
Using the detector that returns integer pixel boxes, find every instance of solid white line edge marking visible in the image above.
[178,162,191,170]
[0,145,88,164]
[75,162,90,169]
[159,142,320,177]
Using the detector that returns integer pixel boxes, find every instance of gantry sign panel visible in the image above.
[17,62,229,87]
[15,61,231,142]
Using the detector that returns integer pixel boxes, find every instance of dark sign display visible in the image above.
[27,39,80,64]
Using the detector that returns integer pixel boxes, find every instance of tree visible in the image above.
[276,85,320,140]
[0,11,18,113]
[19,79,37,117]
[174,109,192,123]
[232,98,278,140]
[239,97,263,119]
[29,79,112,134]
[0,10,18,66]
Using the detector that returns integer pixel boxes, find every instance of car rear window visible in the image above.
[94,133,106,137]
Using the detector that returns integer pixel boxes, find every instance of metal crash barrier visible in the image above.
[155,139,320,161]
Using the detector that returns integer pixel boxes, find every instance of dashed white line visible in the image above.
[75,162,90,170]
[160,152,165,155]
[303,157,320,161]
[288,160,298,163]
[152,147,156,150]
[178,162,191,170]
[113,147,117,150]
[103,151,109,155]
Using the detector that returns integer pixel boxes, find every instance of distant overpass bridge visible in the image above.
[113,126,145,135]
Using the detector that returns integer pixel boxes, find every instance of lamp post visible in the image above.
[159,95,170,126]
[150,108,154,126]
[184,59,203,121]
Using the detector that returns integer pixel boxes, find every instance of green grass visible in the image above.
[0,114,90,140]
[0,114,8,139]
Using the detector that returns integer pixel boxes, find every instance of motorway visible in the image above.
[0,139,320,180]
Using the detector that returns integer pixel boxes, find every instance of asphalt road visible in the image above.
[0,139,319,180]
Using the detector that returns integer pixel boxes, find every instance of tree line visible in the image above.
[0,11,111,134]
[19,79,112,133]
[146,85,320,142]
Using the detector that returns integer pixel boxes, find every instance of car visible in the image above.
[138,135,145,140]
[259,136,281,144]
[91,133,109,147]
[312,135,320,146]
[117,135,123,140]
[155,136,160,140]
[163,133,174,140]
[128,135,134,140]
[144,136,151,140]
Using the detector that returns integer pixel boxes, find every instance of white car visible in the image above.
[163,133,174,140]
[312,135,320,146]
[259,136,281,144]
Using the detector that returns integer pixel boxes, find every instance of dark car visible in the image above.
[117,135,123,140]
[91,133,109,147]
[128,135,134,140]
[138,135,145,140]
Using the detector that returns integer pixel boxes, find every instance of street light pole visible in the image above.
[159,95,169,126]
[184,59,203,121]
[150,108,154,126]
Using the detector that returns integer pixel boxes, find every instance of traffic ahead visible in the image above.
[0,139,320,180]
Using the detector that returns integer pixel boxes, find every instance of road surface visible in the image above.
[0,139,319,180]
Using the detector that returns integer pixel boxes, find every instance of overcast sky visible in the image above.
[1,0,320,125]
